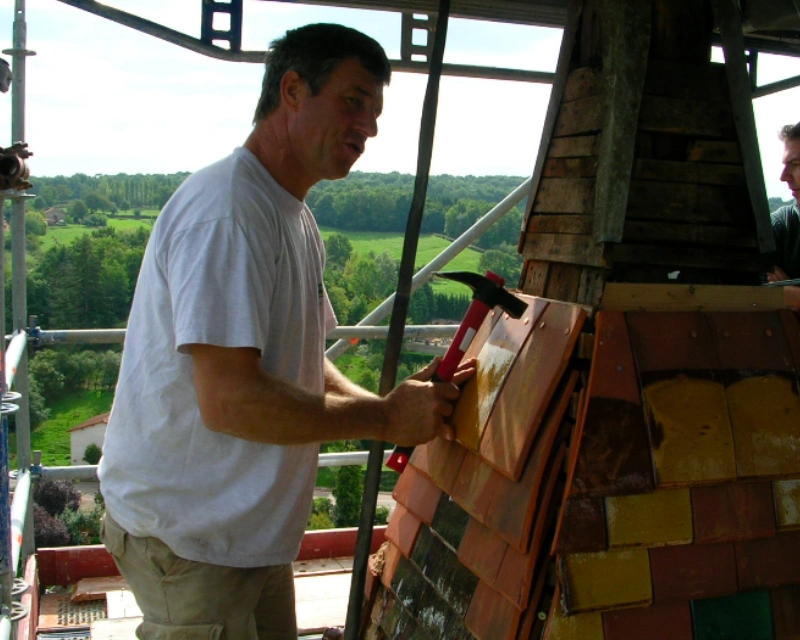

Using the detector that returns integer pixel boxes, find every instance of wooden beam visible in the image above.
[601,283,784,312]
[611,243,766,271]
[593,0,652,244]
[520,0,585,252]
[623,220,757,247]
[710,0,775,254]
[627,179,747,224]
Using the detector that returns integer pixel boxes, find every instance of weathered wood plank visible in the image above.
[544,157,598,179]
[639,95,735,138]
[610,243,765,271]
[521,259,551,296]
[521,0,585,251]
[622,220,758,247]
[563,66,602,102]
[533,178,595,214]
[711,0,775,253]
[521,232,608,267]
[633,158,745,186]
[626,179,747,224]
[527,214,594,235]
[593,0,652,244]
[601,283,784,312]
[643,60,728,102]
[544,262,583,302]
[549,135,601,158]
[553,95,603,137]
[687,140,742,164]
[577,267,607,307]
[651,0,714,64]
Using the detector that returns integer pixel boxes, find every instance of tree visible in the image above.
[331,441,364,528]
[478,249,523,284]
[25,211,48,237]
[69,199,88,222]
[325,232,353,269]
[83,191,115,213]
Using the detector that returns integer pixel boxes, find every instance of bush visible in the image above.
[33,505,70,547]
[33,479,81,517]
[375,505,390,525]
[61,506,104,545]
[83,443,102,465]
[307,512,335,530]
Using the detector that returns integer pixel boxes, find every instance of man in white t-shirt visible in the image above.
[99,23,473,640]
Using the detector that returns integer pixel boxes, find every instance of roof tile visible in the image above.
[649,542,738,602]
[692,481,777,543]
[542,584,604,640]
[464,579,521,640]
[385,504,421,558]
[773,479,800,530]
[691,590,774,640]
[458,518,508,585]
[392,464,442,526]
[606,488,693,548]
[479,300,586,480]
[771,584,800,639]
[736,530,800,590]
[552,496,608,554]
[705,312,793,372]
[450,451,500,522]
[602,600,693,640]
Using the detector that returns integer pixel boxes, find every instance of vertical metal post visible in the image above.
[5,0,35,566]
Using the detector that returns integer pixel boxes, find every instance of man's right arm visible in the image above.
[190,344,467,447]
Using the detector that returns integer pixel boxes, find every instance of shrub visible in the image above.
[61,506,104,545]
[33,479,81,517]
[311,496,333,519]
[83,443,102,465]
[307,512,335,530]
[374,505,390,525]
[33,505,70,548]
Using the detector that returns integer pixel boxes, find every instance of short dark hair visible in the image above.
[253,23,391,122]
[780,122,800,141]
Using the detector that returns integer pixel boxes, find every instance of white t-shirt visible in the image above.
[99,147,336,568]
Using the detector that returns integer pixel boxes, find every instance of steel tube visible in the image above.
[9,469,29,574]
[3,332,25,389]
[326,176,532,360]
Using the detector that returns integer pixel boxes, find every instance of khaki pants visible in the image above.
[102,511,298,640]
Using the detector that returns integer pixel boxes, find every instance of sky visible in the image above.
[0,0,797,200]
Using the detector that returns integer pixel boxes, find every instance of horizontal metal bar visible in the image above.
[32,325,457,345]
[752,74,800,98]
[390,61,554,83]
[4,332,26,389]
[9,469,29,574]
[0,615,9,640]
[38,450,392,482]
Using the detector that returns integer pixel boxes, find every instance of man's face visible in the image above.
[290,57,384,185]
[781,138,800,202]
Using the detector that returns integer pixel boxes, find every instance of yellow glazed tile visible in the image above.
[606,488,693,548]
[727,375,800,479]
[544,603,604,640]
[561,549,652,614]
[774,479,800,529]
[643,376,736,486]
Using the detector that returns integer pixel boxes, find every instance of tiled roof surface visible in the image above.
[361,303,800,640]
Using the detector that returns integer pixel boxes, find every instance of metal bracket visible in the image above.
[401,12,435,63]
[201,0,243,52]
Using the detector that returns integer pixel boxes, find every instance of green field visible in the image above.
[319,228,482,297]
[38,214,158,252]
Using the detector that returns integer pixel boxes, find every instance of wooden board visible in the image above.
[543,157,598,179]
[548,134,601,158]
[91,617,142,639]
[687,140,742,164]
[643,60,728,102]
[601,283,784,312]
[106,590,141,620]
[533,178,595,215]
[610,243,765,271]
[553,95,603,137]
[527,214,593,235]
[622,220,757,248]
[627,179,745,224]
[639,95,735,138]
[563,66,602,102]
[72,575,129,602]
[633,158,745,186]
[521,232,608,268]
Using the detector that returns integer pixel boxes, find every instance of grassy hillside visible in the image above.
[38,214,158,252]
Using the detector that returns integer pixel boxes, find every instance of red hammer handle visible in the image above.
[386,295,497,473]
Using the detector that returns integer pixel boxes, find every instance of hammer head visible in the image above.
[434,270,528,318]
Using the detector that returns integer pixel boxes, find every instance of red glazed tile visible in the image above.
[480,301,586,481]
[485,371,577,551]
[385,504,421,558]
[570,396,654,496]
[692,482,777,544]
[450,450,501,522]
[772,584,800,639]
[736,530,800,590]
[391,464,442,526]
[409,442,431,479]
[379,542,401,589]
[458,517,508,585]
[649,542,738,602]
[706,311,794,372]
[626,311,719,372]
[603,600,694,640]
[552,496,608,554]
[424,436,468,494]
[591,311,641,403]
[452,296,547,451]
[464,579,521,640]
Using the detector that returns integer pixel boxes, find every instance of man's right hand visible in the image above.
[379,358,476,446]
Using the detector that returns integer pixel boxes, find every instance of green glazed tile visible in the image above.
[692,590,774,640]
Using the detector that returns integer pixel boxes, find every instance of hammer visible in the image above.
[385,270,528,473]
